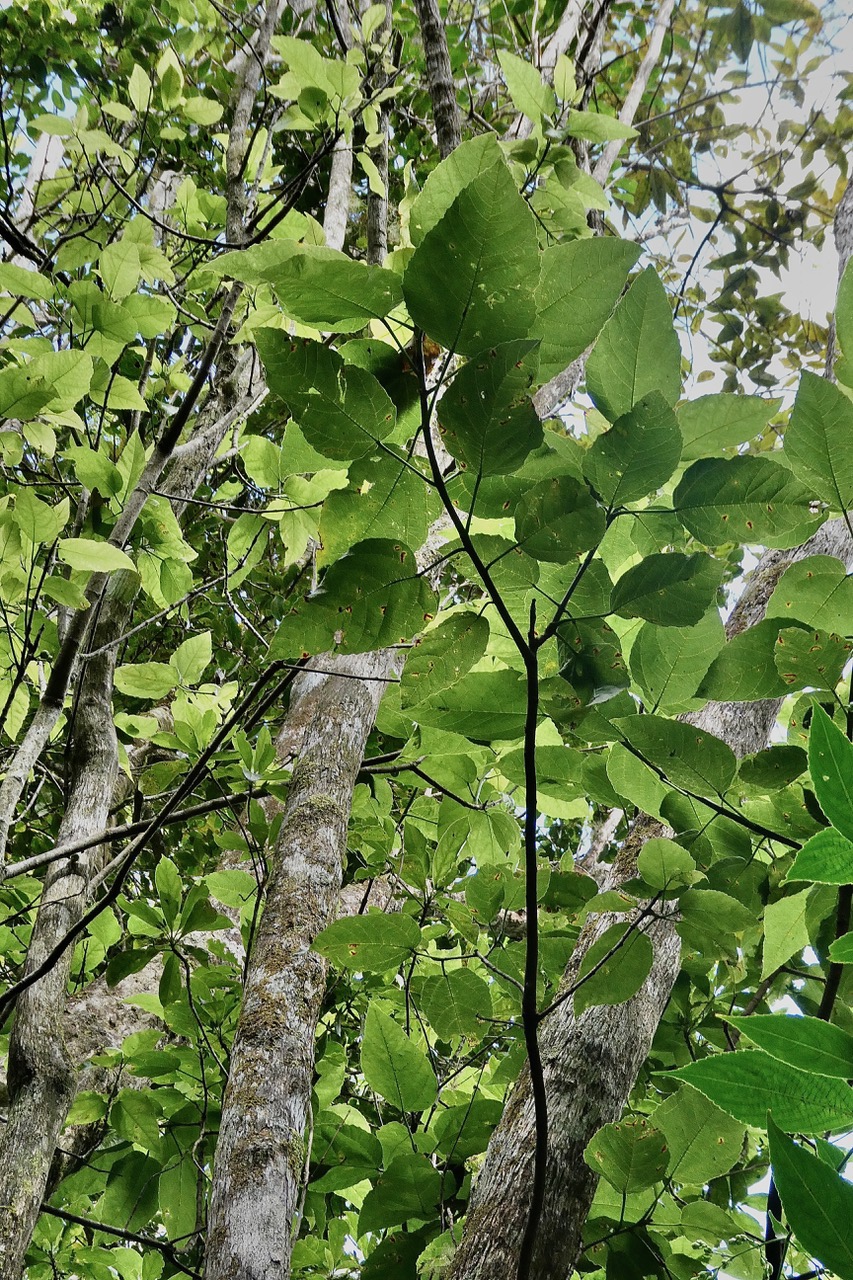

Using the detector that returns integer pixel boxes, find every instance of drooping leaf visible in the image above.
[808,705,853,841]
[788,827,853,884]
[769,1116,853,1278]
[573,922,654,1017]
[727,1014,853,1078]
[677,392,780,460]
[766,555,853,632]
[401,613,490,708]
[630,609,725,712]
[674,455,823,549]
[610,553,724,627]
[533,238,641,382]
[421,968,492,1039]
[269,539,435,658]
[360,1004,437,1112]
[784,370,853,512]
[584,1118,670,1193]
[438,340,542,476]
[255,332,396,460]
[403,161,540,356]
[313,911,421,972]
[514,475,605,562]
[668,1050,853,1133]
[583,392,682,507]
[585,267,682,422]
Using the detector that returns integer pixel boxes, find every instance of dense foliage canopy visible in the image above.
[2,2,853,1280]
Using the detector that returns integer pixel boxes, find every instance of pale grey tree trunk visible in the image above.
[447,180,853,1280]
[203,651,398,1280]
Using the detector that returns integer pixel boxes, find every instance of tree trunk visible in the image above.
[203,651,398,1280]
[413,0,461,158]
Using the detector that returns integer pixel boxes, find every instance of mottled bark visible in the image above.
[0,579,124,1279]
[448,181,853,1280]
[323,138,354,251]
[204,651,398,1280]
[413,0,461,159]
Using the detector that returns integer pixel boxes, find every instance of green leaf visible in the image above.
[415,669,528,741]
[0,366,54,419]
[585,268,682,422]
[533,239,641,383]
[439,341,542,476]
[111,1088,160,1152]
[564,109,638,141]
[0,262,54,302]
[313,911,421,972]
[584,1118,669,1193]
[206,869,258,909]
[403,161,540,356]
[630,609,725,712]
[574,922,654,1017]
[761,889,812,977]
[583,392,682,507]
[159,1156,198,1242]
[99,241,142,300]
[317,452,431,566]
[360,1004,437,1112]
[219,243,403,330]
[766,555,853,632]
[12,488,68,544]
[128,63,152,112]
[514,475,605,563]
[269,539,435,658]
[808,705,853,840]
[678,888,755,939]
[154,856,182,927]
[697,618,790,703]
[774,626,852,692]
[788,827,853,884]
[422,968,492,1039]
[497,50,556,123]
[769,1115,853,1279]
[677,393,780,461]
[358,1151,441,1234]
[739,745,807,792]
[674,455,823,549]
[616,715,737,796]
[728,1014,853,1078]
[255,333,396,461]
[401,613,489,708]
[829,931,853,963]
[611,553,723,627]
[606,741,668,819]
[409,134,504,246]
[57,538,135,574]
[653,1085,746,1183]
[114,662,179,700]
[181,95,224,125]
[636,837,698,890]
[170,631,212,685]
[668,1050,853,1132]
[784,370,853,512]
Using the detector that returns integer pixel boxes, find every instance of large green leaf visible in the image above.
[533,238,641,383]
[769,1116,853,1279]
[255,332,396,461]
[317,452,432,565]
[584,1119,669,1193]
[836,254,853,387]
[610,553,723,627]
[808,705,853,841]
[774,626,852,692]
[313,912,420,972]
[583,392,682,507]
[761,889,812,977]
[668,1050,853,1132]
[630,609,725,712]
[403,161,540,356]
[616,715,737,796]
[514,475,605,562]
[696,618,790,702]
[727,1014,853,1078]
[574,922,654,1017]
[360,1004,437,1112]
[421,968,492,1039]
[400,613,490,708]
[766,555,853,632]
[585,267,682,422]
[409,133,504,245]
[784,370,853,512]
[677,392,779,461]
[438,341,542,476]
[674,454,823,549]
[216,242,403,330]
[414,669,528,741]
[358,1151,441,1234]
[653,1085,745,1184]
[788,827,853,884]
[269,539,435,657]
